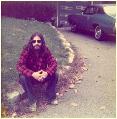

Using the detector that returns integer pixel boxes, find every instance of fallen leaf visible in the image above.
[56,93,59,96]
[64,66,70,70]
[98,75,102,78]
[76,80,82,84]
[81,67,88,71]
[59,93,64,97]
[83,56,88,59]
[76,75,83,80]
[74,89,78,93]
[79,75,83,80]
[65,89,68,92]
[71,102,78,107]
[69,84,75,89]
[83,63,87,67]
[75,77,80,81]
[12,112,17,117]
[100,106,106,110]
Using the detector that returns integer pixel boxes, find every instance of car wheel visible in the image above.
[71,24,77,32]
[94,25,103,40]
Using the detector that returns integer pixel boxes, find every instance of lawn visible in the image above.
[1,17,85,117]
[1,16,72,87]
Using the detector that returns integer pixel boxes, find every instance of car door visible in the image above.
[82,6,95,31]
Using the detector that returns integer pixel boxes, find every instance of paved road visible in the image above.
[35,28,116,118]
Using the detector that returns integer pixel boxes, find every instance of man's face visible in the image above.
[32,36,42,50]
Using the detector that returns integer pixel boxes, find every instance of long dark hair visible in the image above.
[26,32,46,53]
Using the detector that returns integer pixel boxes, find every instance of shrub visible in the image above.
[1,1,57,22]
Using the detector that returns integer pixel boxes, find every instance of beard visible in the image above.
[31,42,44,53]
[34,45,40,49]
[33,45,42,52]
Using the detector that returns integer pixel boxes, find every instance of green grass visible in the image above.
[1,17,69,83]
[1,17,72,108]
[1,17,85,117]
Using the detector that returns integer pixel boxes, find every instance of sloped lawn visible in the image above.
[1,17,85,117]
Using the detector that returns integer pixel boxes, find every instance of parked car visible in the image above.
[68,5,116,40]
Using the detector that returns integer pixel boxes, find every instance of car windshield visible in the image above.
[103,5,116,18]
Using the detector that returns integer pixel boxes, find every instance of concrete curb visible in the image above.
[50,25,75,65]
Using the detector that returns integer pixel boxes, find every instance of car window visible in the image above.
[84,7,95,15]
[97,7,105,14]
[93,7,98,14]
[90,8,94,14]
[84,7,90,14]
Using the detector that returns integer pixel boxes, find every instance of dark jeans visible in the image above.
[19,73,58,104]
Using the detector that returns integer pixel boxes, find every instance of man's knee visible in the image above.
[52,72,58,82]
[48,72,58,83]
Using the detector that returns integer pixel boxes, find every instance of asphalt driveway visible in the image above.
[32,28,116,118]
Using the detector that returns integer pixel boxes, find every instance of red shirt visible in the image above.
[16,45,57,77]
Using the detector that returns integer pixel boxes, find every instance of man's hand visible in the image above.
[32,72,41,80]
[39,70,48,79]
[38,70,48,80]
[32,70,48,81]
